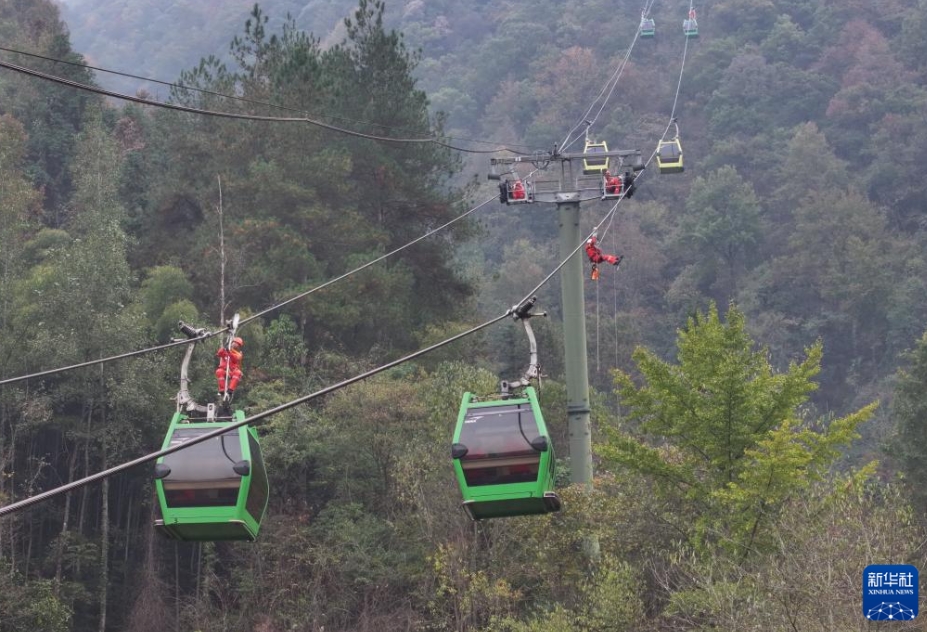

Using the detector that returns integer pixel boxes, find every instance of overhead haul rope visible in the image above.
[0,1,688,515]
[583,0,660,134]
[658,0,693,144]
[238,195,496,326]
[0,189,628,517]
[0,45,542,156]
[0,195,494,386]
[0,333,221,387]
[587,4,693,377]
[558,0,657,153]
[0,57,521,154]
[0,314,510,517]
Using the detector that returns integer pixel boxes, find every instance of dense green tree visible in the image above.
[0,0,99,220]
[712,0,778,45]
[3,113,160,629]
[661,479,924,631]
[707,54,835,138]
[890,330,927,516]
[760,14,819,66]
[0,114,43,357]
[600,303,874,555]
[867,104,927,231]
[132,2,474,356]
[674,166,762,303]
[767,189,894,404]
[137,265,198,341]
[0,574,72,632]
[5,1,927,629]
[820,19,917,162]
[772,122,851,210]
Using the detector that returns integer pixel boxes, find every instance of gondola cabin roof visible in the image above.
[153,411,269,541]
[583,140,610,175]
[656,138,684,174]
[451,387,561,520]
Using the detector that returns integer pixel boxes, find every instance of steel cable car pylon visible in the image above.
[451,297,562,520]
[152,319,269,541]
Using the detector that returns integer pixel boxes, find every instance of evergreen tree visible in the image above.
[600,303,875,555]
[890,330,927,516]
[0,0,99,221]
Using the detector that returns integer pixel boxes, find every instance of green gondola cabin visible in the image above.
[451,387,561,520]
[154,410,269,541]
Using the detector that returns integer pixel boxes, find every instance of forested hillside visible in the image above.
[2,0,927,630]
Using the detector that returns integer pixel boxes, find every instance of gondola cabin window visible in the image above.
[659,143,680,161]
[161,428,243,507]
[458,403,541,486]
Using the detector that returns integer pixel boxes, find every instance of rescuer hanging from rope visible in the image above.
[216,336,244,401]
[585,234,622,281]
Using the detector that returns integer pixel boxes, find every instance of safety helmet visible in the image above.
[232,336,244,348]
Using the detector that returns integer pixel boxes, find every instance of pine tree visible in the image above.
[600,303,875,555]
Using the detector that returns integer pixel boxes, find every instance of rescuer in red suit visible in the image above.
[216,336,244,399]
[584,235,623,280]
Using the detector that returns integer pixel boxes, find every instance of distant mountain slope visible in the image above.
[57,0,355,93]
[54,0,510,132]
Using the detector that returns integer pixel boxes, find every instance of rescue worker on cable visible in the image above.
[216,336,244,400]
[511,179,527,200]
[585,235,623,281]
[604,171,622,195]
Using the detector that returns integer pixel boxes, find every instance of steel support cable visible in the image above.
[584,0,659,131]
[0,6,692,517]
[558,34,639,154]
[579,6,691,326]
[239,195,497,327]
[593,36,688,249]
[558,0,657,153]
[559,23,640,150]
[516,195,623,307]
[0,58,511,153]
[0,312,510,518]
[661,10,691,142]
[0,332,223,386]
[0,45,323,118]
[0,190,623,517]
[0,45,540,155]
[0,195,495,385]
[587,11,691,372]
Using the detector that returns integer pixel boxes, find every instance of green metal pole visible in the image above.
[558,199,593,486]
